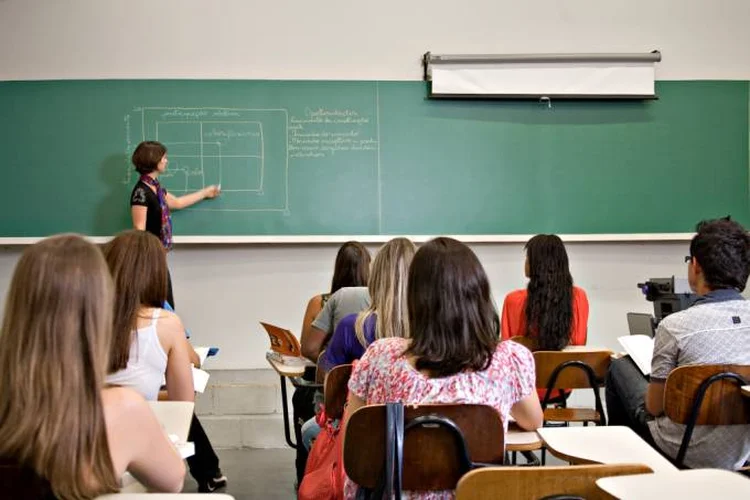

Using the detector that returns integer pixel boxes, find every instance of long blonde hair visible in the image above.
[355,237,416,347]
[0,235,119,499]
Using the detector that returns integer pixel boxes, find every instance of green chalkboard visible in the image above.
[0,80,747,237]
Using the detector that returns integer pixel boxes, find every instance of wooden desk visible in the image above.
[266,352,317,449]
[596,469,750,499]
[742,385,750,397]
[537,426,678,473]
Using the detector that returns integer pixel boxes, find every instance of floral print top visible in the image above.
[344,337,536,500]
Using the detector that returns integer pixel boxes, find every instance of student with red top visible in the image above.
[501,234,589,401]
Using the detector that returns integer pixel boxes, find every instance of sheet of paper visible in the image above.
[617,335,654,375]
[194,346,209,366]
[192,366,210,393]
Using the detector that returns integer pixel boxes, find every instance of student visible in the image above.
[606,218,750,470]
[320,237,416,372]
[300,241,371,362]
[0,234,185,499]
[129,140,220,308]
[344,237,543,498]
[103,230,227,492]
[301,237,415,450]
[501,234,589,401]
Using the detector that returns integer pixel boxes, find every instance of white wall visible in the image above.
[0,241,688,369]
[1,0,750,81]
[1,0,748,368]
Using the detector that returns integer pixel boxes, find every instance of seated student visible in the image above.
[301,238,415,450]
[345,237,543,499]
[103,230,227,492]
[501,234,589,401]
[293,241,371,483]
[606,218,750,470]
[321,237,416,372]
[300,241,371,362]
[0,234,185,499]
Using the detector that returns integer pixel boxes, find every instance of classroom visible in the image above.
[1,0,750,499]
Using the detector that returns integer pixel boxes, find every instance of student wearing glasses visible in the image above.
[606,218,750,470]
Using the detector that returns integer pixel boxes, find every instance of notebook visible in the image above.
[617,334,654,376]
[260,322,308,365]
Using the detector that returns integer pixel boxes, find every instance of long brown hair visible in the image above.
[103,230,168,372]
[0,234,119,499]
[405,238,498,377]
[355,238,416,347]
[330,241,371,294]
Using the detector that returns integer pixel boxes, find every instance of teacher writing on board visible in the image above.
[130,140,220,308]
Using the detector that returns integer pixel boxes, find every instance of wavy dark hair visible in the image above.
[524,234,574,351]
[405,238,498,378]
[690,217,750,292]
[330,241,371,294]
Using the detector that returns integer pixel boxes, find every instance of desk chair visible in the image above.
[455,464,652,500]
[664,364,750,469]
[534,350,612,427]
[147,401,195,443]
[508,335,539,351]
[324,364,353,420]
[344,404,504,492]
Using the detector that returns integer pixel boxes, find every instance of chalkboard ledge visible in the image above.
[0,233,694,246]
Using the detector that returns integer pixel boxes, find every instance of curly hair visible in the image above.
[690,217,750,292]
[524,234,574,351]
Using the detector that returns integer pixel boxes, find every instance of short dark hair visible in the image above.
[404,237,498,378]
[330,241,371,294]
[690,217,750,292]
[131,141,167,175]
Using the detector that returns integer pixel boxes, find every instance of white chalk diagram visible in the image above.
[125,107,289,213]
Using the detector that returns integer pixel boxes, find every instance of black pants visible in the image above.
[166,268,175,309]
[187,414,221,482]
[605,356,655,446]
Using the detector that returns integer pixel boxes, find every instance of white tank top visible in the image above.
[106,308,168,401]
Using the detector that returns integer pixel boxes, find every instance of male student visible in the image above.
[606,218,750,470]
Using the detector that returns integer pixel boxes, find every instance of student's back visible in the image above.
[501,234,588,401]
[0,235,184,499]
[300,241,371,362]
[106,307,192,401]
[648,293,750,469]
[344,238,543,499]
[103,231,194,403]
[321,237,415,372]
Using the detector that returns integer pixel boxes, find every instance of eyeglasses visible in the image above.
[684,255,693,263]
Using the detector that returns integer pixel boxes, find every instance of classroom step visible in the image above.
[195,369,296,449]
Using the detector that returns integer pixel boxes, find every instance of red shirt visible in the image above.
[500,286,589,400]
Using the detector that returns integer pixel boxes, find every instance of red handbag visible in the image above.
[297,410,345,500]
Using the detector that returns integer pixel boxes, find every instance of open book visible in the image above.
[617,335,654,375]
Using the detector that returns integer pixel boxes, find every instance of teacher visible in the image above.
[130,140,220,308]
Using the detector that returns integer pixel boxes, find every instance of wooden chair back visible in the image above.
[533,350,612,389]
[344,404,504,491]
[664,364,750,426]
[508,336,539,351]
[455,464,653,500]
[324,364,353,420]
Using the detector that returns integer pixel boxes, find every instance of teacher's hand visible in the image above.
[203,185,221,199]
